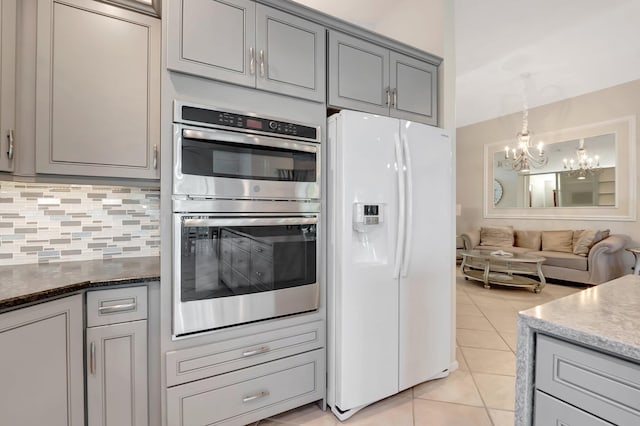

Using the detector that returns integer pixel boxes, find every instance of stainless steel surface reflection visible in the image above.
[173,213,320,336]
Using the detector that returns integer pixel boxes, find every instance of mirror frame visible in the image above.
[483,116,636,221]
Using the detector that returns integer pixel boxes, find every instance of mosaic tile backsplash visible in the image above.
[0,180,160,265]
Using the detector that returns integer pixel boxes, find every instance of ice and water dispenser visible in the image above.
[352,203,387,263]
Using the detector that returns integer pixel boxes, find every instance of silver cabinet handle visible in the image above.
[242,391,269,403]
[242,346,269,357]
[7,129,14,160]
[255,247,263,253]
[385,88,390,106]
[259,50,265,77]
[255,271,262,278]
[90,342,96,375]
[98,302,136,314]
[249,47,255,75]
[393,88,398,108]
[153,144,158,169]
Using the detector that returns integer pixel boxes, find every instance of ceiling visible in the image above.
[455,0,640,127]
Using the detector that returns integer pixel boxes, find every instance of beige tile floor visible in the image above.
[251,272,587,426]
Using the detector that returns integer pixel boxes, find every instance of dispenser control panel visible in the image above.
[353,203,383,232]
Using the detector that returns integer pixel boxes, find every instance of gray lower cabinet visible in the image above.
[35,0,160,179]
[166,320,325,425]
[86,286,148,426]
[328,30,438,125]
[534,334,640,425]
[167,0,325,102]
[167,349,324,426]
[534,391,614,426]
[0,294,85,426]
[0,0,16,172]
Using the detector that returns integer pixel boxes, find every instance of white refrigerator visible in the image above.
[327,110,453,419]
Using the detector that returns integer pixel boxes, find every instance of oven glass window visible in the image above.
[182,138,316,182]
[180,222,317,302]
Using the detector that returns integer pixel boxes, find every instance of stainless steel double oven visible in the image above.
[172,101,321,336]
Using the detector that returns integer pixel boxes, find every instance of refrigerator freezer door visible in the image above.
[398,122,452,390]
[329,110,401,411]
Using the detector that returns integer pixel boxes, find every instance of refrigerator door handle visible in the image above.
[401,133,413,277]
[393,133,406,278]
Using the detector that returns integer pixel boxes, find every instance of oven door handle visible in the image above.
[182,217,318,228]
[182,128,318,153]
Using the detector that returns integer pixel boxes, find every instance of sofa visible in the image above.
[460,227,629,285]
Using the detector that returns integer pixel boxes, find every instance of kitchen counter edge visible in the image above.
[0,256,160,311]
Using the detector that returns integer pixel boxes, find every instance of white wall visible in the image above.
[457,79,640,269]
[290,0,444,56]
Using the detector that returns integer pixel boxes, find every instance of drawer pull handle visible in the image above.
[242,391,269,403]
[255,247,263,252]
[242,346,269,357]
[98,302,136,314]
[255,271,262,277]
[90,342,96,375]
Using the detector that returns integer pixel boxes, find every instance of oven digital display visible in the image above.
[246,118,263,130]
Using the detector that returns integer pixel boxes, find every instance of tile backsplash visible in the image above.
[0,181,159,265]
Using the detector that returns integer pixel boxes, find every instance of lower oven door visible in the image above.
[173,214,319,336]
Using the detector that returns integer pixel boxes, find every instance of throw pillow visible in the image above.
[541,230,573,253]
[480,226,514,247]
[573,229,598,256]
[515,230,542,250]
[572,230,585,248]
[593,229,611,245]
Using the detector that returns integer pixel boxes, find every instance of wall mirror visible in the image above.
[484,116,636,220]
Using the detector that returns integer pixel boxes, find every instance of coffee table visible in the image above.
[460,250,546,293]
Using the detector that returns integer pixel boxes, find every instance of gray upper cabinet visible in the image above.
[254,5,325,102]
[167,0,325,102]
[328,30,438,126]
[390,51,437,125]
[328,31,390,116]
[0,294,85,426]
[0,0,16,172]
[35,0,160,179]
[168,0,256,88]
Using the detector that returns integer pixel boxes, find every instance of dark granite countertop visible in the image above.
[0,256,160,310]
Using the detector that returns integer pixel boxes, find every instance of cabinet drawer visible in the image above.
[250,254,273,287]
[166,320,324,386]
[536,334,640,425]
[251,240,273,259]
[534,391,614,426]
[167,349,324,426]
[86,286,147,327]
[232,235,251,252]
[231,244,250,277]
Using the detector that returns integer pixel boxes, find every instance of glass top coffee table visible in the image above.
[460,250,546,293]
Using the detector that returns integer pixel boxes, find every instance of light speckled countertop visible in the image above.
[0,256,160,310]
[515,274,640,425]
[519,274,640,360]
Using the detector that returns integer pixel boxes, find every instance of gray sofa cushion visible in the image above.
[480,226,514,247]
[515,230,542,250]
[538,250,588,271]
[541,230,573,253]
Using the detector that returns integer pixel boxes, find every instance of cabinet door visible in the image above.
[328,31,390,115]
[167,0,256,88]
[0,295,84,426]
[255,5,325,102]
[36,0,160,179]
[0,0,16,172]
[87,320,148,426]
[390,51,438,125]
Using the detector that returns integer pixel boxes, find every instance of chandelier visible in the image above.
[563,139,600,180]
[504,109,548,172]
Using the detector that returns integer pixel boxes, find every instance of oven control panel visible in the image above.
[180,105,319,142]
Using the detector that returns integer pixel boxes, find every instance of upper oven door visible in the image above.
[173,124,320,200]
